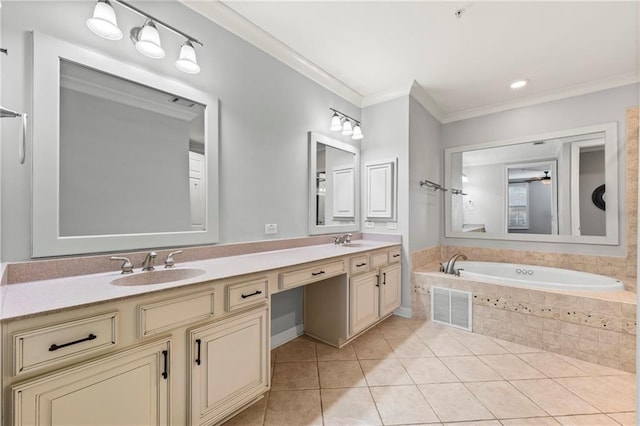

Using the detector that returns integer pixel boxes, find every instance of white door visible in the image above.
[189,306,269,426]
[189,151,206,230]
[349,271,380,336]
[12,339,171,426]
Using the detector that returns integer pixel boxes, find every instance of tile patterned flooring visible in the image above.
[224,316,637,426]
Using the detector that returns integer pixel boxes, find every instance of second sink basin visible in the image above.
[111,268,206,286]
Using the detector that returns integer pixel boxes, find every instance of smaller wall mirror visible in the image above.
[309,132,360,235]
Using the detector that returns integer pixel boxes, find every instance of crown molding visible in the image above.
[409,81,446,123]
[179,0,363,107]
[442,72,640,123]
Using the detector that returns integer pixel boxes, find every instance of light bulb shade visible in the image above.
[131,20,165,59]
[341,120,353,136]
[86,0,122,40]
[175,41,201,74]
[461,173,469,182]
[351,124,363,140]
[330,113,342,131]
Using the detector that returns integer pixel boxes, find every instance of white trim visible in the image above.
[270,324,304,349]
[393,306,412,318]
[442,72,639,123]
[409,81,446,123]
[180,0,362,106]
[570,139,606,236]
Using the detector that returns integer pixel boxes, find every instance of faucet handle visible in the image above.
[345,233,352,244]
[110,256,133,274]
[164,250,183,268]
[333,236,342,245]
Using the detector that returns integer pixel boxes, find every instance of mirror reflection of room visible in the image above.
[451,131,606,237]
[59,60,206,237]
[315,142,356,226]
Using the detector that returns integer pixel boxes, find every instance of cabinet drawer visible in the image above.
[13,312,118,376]
[139,290,215,338]
[370,251,389,268]
[350,255,370,275]
[279,260,345,290]
[389,247,402,263]
[227,278,269,312]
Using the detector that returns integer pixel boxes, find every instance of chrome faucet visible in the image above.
[141,251,158,271]
[164,250,182,268]
[110,256,133,274]
[444,253,468,275]
[333,233,352,245]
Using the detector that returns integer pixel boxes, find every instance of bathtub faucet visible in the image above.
[444,253,468,275]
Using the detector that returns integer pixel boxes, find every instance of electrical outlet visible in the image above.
[386,222,398,230]
[364,221,375,228]
[264,224,278,235]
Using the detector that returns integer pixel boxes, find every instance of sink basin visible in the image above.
[111,268,206,286]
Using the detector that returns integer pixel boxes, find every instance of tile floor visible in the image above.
[224,316,637,426]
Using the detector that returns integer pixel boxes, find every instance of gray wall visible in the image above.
[442,84,639,256]
[409,96,441,252]
[361,97,410,312]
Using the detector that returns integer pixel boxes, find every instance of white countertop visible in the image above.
[0,240,399,321]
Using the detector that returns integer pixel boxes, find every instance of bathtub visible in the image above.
[451,261,624,292]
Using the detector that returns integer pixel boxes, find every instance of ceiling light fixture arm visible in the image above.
[112,0,203,47]
[329,107,361,126]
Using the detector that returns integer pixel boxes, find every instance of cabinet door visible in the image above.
[349,271,380,336]
[380,263,402,317]
[12,339,170,426]
[189,306,269,426]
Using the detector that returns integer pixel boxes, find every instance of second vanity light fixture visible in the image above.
[329,108,364,140]
[86,0,203,74]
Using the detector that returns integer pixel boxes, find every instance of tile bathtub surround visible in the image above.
[626,106,639,279]
[413,272,637,373]
[411,245,442,270]
[224,316,636,425]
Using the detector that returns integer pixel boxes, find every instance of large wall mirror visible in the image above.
[31,32,219,257]
[444,123,618,245]
[308,132,360,235]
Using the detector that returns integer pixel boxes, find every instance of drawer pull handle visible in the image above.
[162,350,168,379]
[48,333,97,352]
[392,254,400,258]
[356,263,367,267]
[195,339,202,365]
[311,270,325,276]
[241,290,263,299]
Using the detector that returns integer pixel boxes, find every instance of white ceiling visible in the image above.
[187,1,639,123]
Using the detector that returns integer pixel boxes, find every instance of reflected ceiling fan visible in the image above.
[525,171,552,185]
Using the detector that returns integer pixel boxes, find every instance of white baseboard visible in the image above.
[393,306,412,318]
[270,324,304,349]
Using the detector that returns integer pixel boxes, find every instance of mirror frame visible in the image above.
[31,32,219,257]
[308,132,360,235]
[444,122,618,245]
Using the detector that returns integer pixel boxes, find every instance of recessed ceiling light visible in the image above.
[510,80,528,89]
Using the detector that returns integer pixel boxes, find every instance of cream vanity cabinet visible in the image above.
[188,306,269,426]
[350,247,402,335]
[3,272,273,426]
[12,339,171,426]
[304,245,402,347]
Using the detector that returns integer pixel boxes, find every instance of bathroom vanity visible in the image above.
[0,240,401,426]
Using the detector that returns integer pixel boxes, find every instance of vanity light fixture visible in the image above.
[329,108,364,140]
[86,0,203,73]
[86,0,123,40]
[510,79,528,89]
[131,20,164,59]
